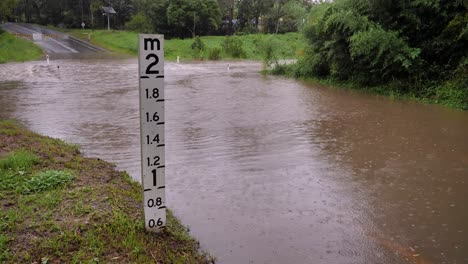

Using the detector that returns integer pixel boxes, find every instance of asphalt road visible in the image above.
[1,23,106,54]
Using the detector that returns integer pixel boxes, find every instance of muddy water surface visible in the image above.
[0,59,467,264]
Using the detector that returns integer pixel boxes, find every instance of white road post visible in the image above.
[138,34,166,232]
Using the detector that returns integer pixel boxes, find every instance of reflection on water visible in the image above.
[0,59,467,264]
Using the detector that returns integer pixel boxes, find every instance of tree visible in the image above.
[298,0,467,85]
[0,0,18,22]
[90,0,103,29]
[238,0,272,32]
[217,0,235,34]
[125,12,152,32]
[130,0,171,35]
[113,0,134,29]
[262,0,308,34]
[167,0,221,38]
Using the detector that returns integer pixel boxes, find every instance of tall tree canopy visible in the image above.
[0,0,18,22]
[7,0,307,36]
[167,0,221,37]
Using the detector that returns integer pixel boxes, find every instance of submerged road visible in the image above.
[1,22,106,55]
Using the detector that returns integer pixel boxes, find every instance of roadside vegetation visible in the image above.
[0,120,214,263]
[63,29,305,61]
[272,0,468,109]
[0,28,42,63]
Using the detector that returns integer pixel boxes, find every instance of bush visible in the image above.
[208,47,221,60]
[125,12,153,33]
[222,36,246,58]
[0,170,18,191]
[191,36,205,51]
[0,150,39,171]
[191,36,205,59]
[258,36,280,68]
[22,170,75,194]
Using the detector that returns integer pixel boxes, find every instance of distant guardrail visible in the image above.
[12,33,68,40]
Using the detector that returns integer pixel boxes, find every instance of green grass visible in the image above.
[0,120,213,263]
[22,170,75,194]
[0,150,39,171]
[0,30,43,63]
[270,63,468,110]
[62,28,305,61]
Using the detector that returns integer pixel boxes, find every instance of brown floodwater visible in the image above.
[0,59,467,264]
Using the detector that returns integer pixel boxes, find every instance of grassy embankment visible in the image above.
[0,120,213,263]
[270,63,468,110]
[0,29,43,63]
[61,29,305,61]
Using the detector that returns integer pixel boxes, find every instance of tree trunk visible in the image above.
[229,5,233,35]
[275,19,279,34]
[90,8,94,29]
[192,13,196,38]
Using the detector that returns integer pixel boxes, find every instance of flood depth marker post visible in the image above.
[139,34,166,231]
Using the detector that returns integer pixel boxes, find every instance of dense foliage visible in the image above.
[0,0,18,22]
[290,0,467,108]
[5,0,311,37]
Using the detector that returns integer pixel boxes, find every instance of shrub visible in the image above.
[0,150,39,171]
[22,170,75,194]
[191,36,205,59]
[0,170,18,191]
[125,12,153,33]
[259,36,280,68]
[222,36,246,58]
[191,36,205,51]
[208,47,221,60]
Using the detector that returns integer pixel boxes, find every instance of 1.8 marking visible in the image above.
[145,88,160,99]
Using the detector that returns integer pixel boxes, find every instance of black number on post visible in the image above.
[153,88,159,98]
[147,156,160,166]
[145,54,159,74]
[145,88,159,99]
[152,169,157,186]
[146,134,160,144]
[147,197,162,207]
[146,112,159,122]
[148,218,163,228]
[156,197,162,206]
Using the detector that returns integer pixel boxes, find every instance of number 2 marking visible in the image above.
[146,54,159,74]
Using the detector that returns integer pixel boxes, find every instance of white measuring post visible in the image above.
[138,34,166,232]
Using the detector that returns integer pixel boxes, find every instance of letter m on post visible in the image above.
[144,38,161,51]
